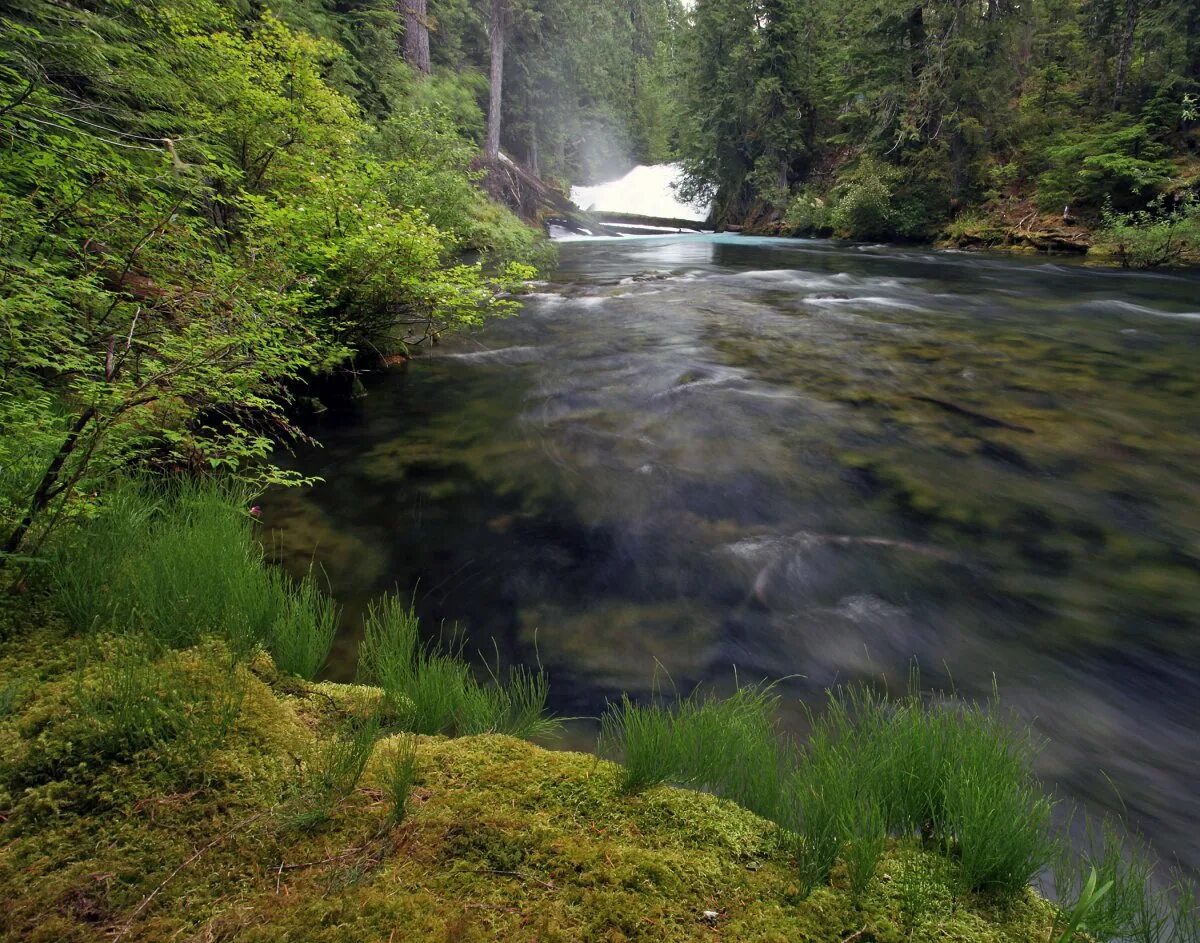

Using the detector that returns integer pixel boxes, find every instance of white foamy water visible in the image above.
[571,164,710,222]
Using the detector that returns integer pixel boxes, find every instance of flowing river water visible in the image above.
[263,234,1200,874]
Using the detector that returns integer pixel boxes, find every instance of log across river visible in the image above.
[263,234,1200,876]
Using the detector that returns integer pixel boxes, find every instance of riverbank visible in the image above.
[0,616,1061,943]
[724,184,1200,269]
[2,481,1197,942]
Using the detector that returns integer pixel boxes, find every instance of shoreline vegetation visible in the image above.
[1,0,1199,940]
[672,2,1200,269]
[1,482,1198,941]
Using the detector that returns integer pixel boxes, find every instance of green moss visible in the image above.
[0,625,1054,942]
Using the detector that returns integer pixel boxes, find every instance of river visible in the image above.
[263,234,1200,875]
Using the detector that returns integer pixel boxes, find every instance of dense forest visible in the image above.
[676,0,1200,257]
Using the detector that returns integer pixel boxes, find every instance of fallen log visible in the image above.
[589,211,709,231]
[477,154,620,236]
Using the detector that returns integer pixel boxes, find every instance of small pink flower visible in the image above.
[249,505,263,519]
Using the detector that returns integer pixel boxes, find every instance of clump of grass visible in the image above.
[1173,875,1200,943]
[841,794,887,902]
[53,486,156,632]
[597,694,677,791]
[791,680,1056,896]
[938,709,1054,895]
[358,592,559,739]
[383,734,419,826]
[459,663,560,740]
[607,675,1059,900]
[291,713,381,831]
[52,480,340,678]
[598,682,791,818]
[266,568,339,680]
[1053,868,1116,943]
[1052,817,1171,943]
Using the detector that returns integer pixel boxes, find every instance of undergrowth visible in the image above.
[358,594,559,740]
[53,481,337,679]
[9,484,1199,942]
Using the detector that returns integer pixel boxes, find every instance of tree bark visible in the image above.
[1112,0,1142,110]
[1187,1,1200,81]
[486,0,507,161]
[399,0,431,75]
[1,407,95,559]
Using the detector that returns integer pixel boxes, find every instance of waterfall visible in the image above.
[570,164,710,223]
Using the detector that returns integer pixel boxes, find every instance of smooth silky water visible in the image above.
[262,234,1200,872]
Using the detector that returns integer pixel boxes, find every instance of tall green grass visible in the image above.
[602,678,1058,898]
[598,682,791,820]
[358,593,560,739]
[267,568,339,679]
[383,734,419,826]
[290,713,381,831]
[52,481,337,679]
[788,682,1056,895]
[1053,817,1182,943]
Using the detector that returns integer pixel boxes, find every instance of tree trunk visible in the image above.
[1112,0,1142,110]
[1,407,95,559]
[486,0,507,161]
[907,5,926,79]
[399,0,431,75]
[1187,2,1200,81]
[529,113,540,177]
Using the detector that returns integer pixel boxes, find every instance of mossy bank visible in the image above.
[0,619,1056,943]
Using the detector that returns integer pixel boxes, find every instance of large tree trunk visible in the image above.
[1112,0,1142,110]
[1187,2,1200,82]
[486,0,507,161]
[399,0,431,75]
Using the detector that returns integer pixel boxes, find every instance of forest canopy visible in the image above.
[674,0,1200,243]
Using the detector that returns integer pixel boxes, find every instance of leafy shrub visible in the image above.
[0,1,545,555]
[785,190,833,235]
[1094,198,1200,269]
[831,161,898,239]
[827,158,932,240]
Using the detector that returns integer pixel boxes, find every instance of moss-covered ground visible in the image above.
[0,615,1054,943]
